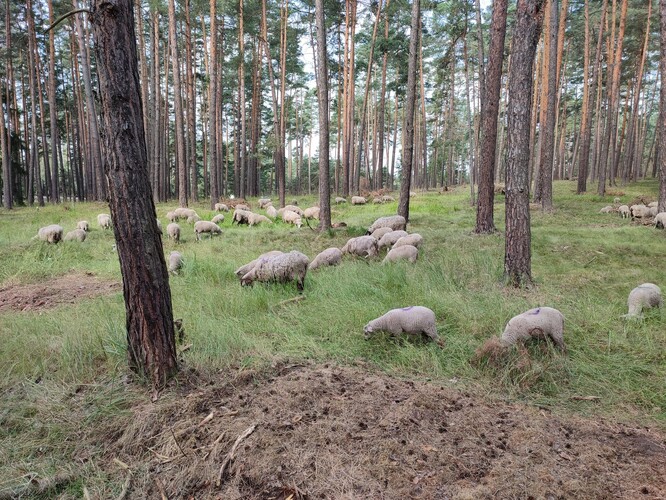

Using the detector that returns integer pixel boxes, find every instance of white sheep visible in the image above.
[364,306,440,344]
[266,205,279,219]
[97,213,112,230]
[167,223,181,242]
[232,208,252,225]
[382,245,418,264]
[647,206,658,217]
[367,215,407,233]
[624,283,663,318]
[393,233,423,249]
[630,204,649,219]
[351,196,367,205]
[214,203,230,212]
[77,220,90,232]
[618,205,630,218]
[282,210,303,228]
[290,199,299,206]
[372,197,384,204]
[335,197,347,204]
[278,205,304,217]
[308,247,342,271]
[648,201,658,208]
[187,214,201,224]
[377,230,408,250]
[168,251,183,274]
[303,206,320,220]
[654,212,666,229]
[341,235,378,258]
[613,197,621,204]
[211,214,225,224]
[235,203,250,211]
[37,224,64,244]
[194,220,222,241]
[500,307,566,351]
[235,250,284,279]
[599,205,614,214]
[258,198,272,209]
[174,207,198,220]
[64,228,86,242]
[248,213,273,226]
[166,211,178,223]
[370,227,394,240]
[240,250,310,291]
[381,195,396,203]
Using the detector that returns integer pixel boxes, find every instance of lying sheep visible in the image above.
[187,214,201,224]
[364,306,441,344]
[240,250,310,291]
[174,207,198,220]
[308,247,342,271]
[500,307,566,352]
[393,233,423,249]
[599,205,614,214]
[370,227,394,240]
[377,230,408,250]
[37,224,64,244]
[335,197,347,204]
[232,208,252,225]
[367,215,407,233]
[383,245,418,264]
[618,205,630,218]
[211,214,225,224]
[167,223,181,242]
[303,206,320,220]
[77,221,90,232]
[64,228,86,242]
[235,250,284,279]
[624,283,663,318]
[168,251,183,274]
[248,213,273,226]
[258,198,272,209]
[341,235,378,258]
[654,212,666,229]
[351,196,367,205]
[97,213,112,230]
[282,210,303,228]
[266,205,278,219]
[194,220,222,241]
[215,203,229,212]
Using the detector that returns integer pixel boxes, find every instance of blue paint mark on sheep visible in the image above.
[529,308,541,315]
[401,306,414,311]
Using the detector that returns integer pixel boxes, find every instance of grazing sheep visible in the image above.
[630,204,649,219]
[383,245,418,264]
[266,205,278,219]
[351,196,367,205]
[166,211,178,223]
[393,233,423,249]
[624,283,663,318]
[240,250,310,291]
[341,235,378,258]
[654,212,666,229]
[364,306,440,344]
[618,205,630,218]
[647,206,658,217]
[290,199,299,206]
[335,196,347,204]
[235,203,250,211]
[599,205,614,214]
[211,214,225,224]
[308,247,342,271]
[232,208,252,225]
[370,227,394,240]
[258,198,272,209]
[174,207,198,220]
[377,230,409,250]
[367,215,407,233]
[194,220,222,241]
[372,197,384,204]
[168,251,183,274]
[500,307,566,351]
[167,223,181,242]
[97,213,112,230]
[613,197,621,204]
[282,210,303,228]
[36,224,64,244]
[64,228,86,242]
[187,214,201,224]
[303,206,320,220]
[235,250,284,279]
[248,213,273,226]
[77,220,90,232]
[381,195,396,203]
[278,205,304,217]
[648,201,658,208]
[214,203,230,212]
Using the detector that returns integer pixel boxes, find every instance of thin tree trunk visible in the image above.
[208,0,218,209]
[26,0,44,206]
[47,0,60,202]
[168,0,187,206]
[659,0,666,212]
[315,0,331,229]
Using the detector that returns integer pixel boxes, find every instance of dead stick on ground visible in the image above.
[198,411,215,427]
[216,424,257,486]
[203,431,228,460]
[170,428,187,458]
[273,296,305,309]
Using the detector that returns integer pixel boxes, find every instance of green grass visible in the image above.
[0,181,665,495]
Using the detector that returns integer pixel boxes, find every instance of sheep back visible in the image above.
[377,230,408,250]
[309,247,342,271]
[341,236,378,258]
[500,307,565,351]
[64,228,86,242]
[235,250,284,279]
[38,224,64,244]
[626,283,663,317]
[364,306,439,342]
[351,196,367,205]
[194,220,222,240]
[393,233,423,249]
[304,206,320,219]
[383,245,418,264]
[367,215,406,234]
[370,227,393,240]
[241,250,310,291]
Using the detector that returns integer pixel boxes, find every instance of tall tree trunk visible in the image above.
[238,0,247,199]
[376,0,391,191]
[26,0,44,206]
[168,0,187,206]
[47,0,60,202]
[1,76,10,209]
[278,0,289,205]
[397,0,420,223]
[208,0,218,209]
[315,0,331,230]
[184,0,197,201]
[91,0,177,390]
[504,0,545,287]
[659,0,666,212]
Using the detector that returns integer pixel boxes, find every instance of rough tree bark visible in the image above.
[168,0,187,206]
[91,0,177,390]
[315,0,331,230]
[504,0,545,287]
[208,0,219,209]
[659,0,666,212]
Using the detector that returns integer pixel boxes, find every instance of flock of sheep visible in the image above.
[600,198,666,228]
[32,193,664,354]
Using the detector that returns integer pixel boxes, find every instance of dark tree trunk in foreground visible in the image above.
[504,0,545,287]
[659,0,666,212]
[397,0,420,224]
[315,0,331,230]
[91,0,177,390]
[475,0,508,234]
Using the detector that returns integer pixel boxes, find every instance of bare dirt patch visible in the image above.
[94,363,666,499]
[0,272,120,312]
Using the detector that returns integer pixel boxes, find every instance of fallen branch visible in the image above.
[198,411,215,427]
[272,296,306,310]
[216,424,258,486]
